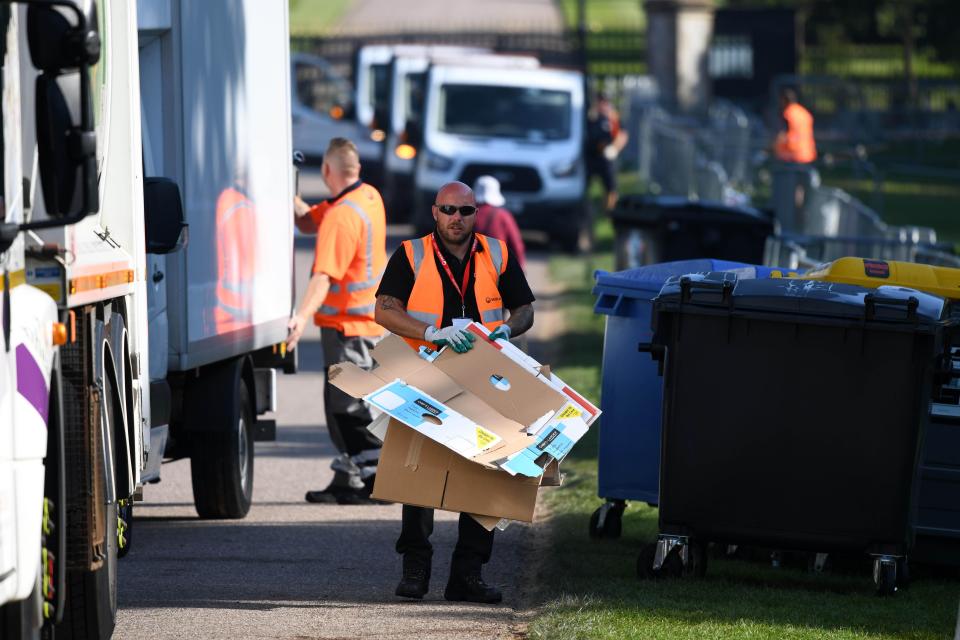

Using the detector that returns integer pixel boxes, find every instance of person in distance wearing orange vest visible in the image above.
[773,87,817,165]
[287,138,387,505]
[374,181,535,604]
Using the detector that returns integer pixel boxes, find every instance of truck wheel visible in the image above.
[57,376,120,640]
[0,574,42,640]
[190,379,255,519]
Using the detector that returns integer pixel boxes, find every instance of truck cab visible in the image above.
[381,51,537,222]
[413,63,587,250]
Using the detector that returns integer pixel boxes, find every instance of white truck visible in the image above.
[0,1,295,637]
[412,63,587,250]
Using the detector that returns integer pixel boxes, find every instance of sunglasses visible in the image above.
[434,203,477,216]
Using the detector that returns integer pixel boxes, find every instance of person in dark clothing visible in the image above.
[586,92,628,211]
[374,181,535,604]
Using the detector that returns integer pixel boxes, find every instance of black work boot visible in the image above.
[395,556,431,600]
[305,470,355,504]
[444,571,502,604]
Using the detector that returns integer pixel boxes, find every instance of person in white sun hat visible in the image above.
[472,175,526,270]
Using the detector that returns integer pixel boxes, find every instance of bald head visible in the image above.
[432,181,476,248]
[324,137,361,178]
[436,181,473,203]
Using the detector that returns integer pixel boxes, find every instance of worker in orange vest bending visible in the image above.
[374,181,535,604]
[774,87,817,164]
[287,137,387,505]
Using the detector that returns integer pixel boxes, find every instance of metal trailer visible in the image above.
[135,0,295,519]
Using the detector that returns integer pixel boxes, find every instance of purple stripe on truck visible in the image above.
[16,344,49,423]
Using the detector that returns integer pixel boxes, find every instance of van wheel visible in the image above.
[57,377,119,640]
[190,369,255,519]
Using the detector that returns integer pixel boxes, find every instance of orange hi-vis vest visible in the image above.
[775,103,817,164]
[401,233,508,352]
[214,186,256,333]
[313,183,387,336]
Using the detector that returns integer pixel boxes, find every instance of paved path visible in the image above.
[331,0,564,34]
[114,237,562,640]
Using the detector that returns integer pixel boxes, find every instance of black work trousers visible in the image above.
[320,327,382,456]
[396,505,495,576]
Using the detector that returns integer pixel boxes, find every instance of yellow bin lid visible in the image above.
[802,257,960,301]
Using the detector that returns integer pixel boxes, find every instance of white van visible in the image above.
[382,52,539,220]
[414,64,587,249]
[291,52,384,196]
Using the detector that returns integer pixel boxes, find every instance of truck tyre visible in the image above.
[57,375,119,640]
[0,575,42,640]
[190,376,255,519]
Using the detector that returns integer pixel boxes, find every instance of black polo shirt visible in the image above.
[376,232,535,327]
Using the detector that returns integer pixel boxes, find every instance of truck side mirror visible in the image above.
[35,72,97,218]
[26,1,100,221]
[144,178,188,254]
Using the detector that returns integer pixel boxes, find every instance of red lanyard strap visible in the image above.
[433,238,477,311]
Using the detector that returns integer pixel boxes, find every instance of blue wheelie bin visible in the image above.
[589,260,793,538]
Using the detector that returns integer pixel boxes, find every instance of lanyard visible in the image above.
[433,237,478,318]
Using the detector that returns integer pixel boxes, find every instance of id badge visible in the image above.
[452,317,472,330]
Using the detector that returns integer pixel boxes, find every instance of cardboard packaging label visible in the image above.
[365,379,503,458]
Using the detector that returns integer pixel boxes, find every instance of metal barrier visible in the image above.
[764,234,959,271]
[637,103,754,202]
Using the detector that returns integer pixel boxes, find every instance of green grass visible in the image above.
[815,140,960,245]
[529,203,960,639]
[288,0,352,35]
[558,0,645,32]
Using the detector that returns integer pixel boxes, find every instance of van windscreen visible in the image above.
[439,84,571,140]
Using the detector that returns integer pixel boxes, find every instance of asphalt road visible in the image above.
[331,0,563,34]
[114,235,560,640]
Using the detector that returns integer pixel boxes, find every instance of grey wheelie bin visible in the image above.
[589,261,793,538]
[641,273,949,595]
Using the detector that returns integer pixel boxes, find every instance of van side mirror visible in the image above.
[144,178,188,254]
[24,1,100,223]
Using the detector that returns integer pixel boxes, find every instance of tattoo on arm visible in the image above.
[377,295,406,312]
[505,304,534,337]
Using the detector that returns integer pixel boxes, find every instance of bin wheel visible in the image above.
[637,543,658,580]
[588,503,624,539]
[687,541,708,578]
[897,557,910,591]
[660,548,685,579]
[874,558,898,597]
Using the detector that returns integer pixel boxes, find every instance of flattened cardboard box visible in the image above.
[328,329,585,522]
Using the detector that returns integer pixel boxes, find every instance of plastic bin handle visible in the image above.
[594,293,624,315]
[680,276,734,303]
[638,342,665,361]
[864,293,918,322]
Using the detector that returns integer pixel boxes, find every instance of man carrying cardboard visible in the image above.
[374,181,535,603]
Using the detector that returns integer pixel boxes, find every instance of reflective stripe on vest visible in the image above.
[486,237,504,282]
[330,267,385,294]
[342,199,373,282]
[319,302,376,316]
[410,237,426,277]
[481,308,504,324]
[408,310,440,325]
